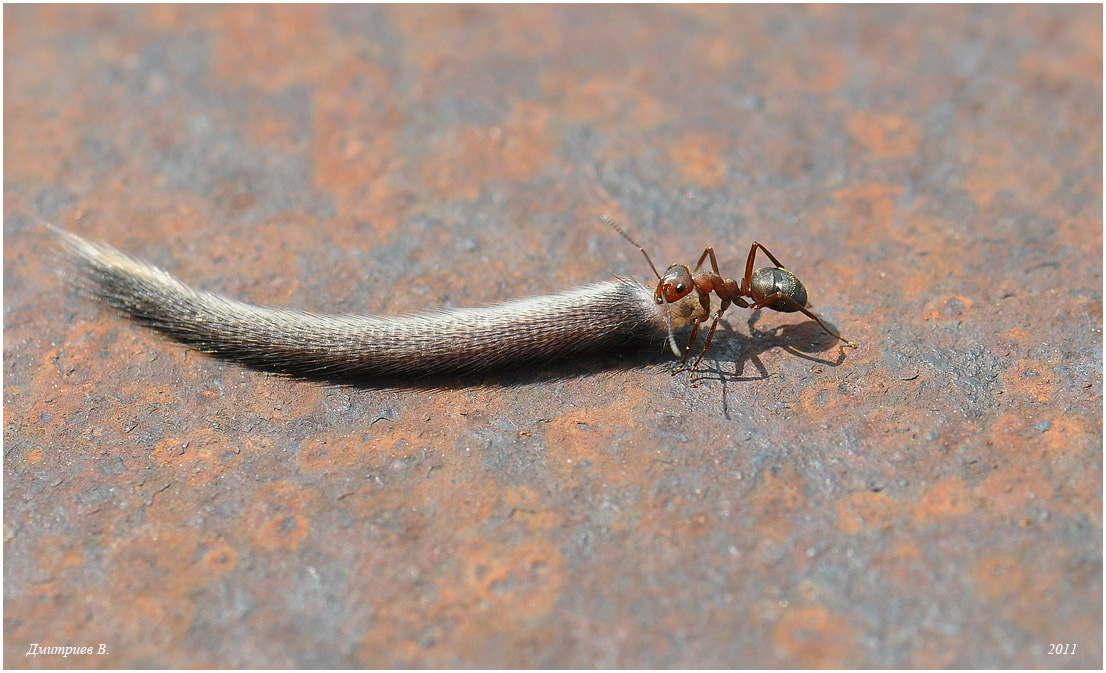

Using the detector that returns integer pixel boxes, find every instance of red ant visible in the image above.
[604,216,853,382]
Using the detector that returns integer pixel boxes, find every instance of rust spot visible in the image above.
[468,540,562,615]
[974,466,1052,516]
[211,5,333,92]
[1002,359,1060,404]
[744,467,806,543]
[922,294,973,322]
[418,102,559,201]
[543,74,668,127]
[836,491,899,534]
[244,482,312,550]
[832,183,905,233]
[773,606,859,668]
[153,428,236,487]
[870,540,927,588]
[297,436,360,472]
[770,48,847,93]
[36,535,85,572]
[257,514,308,550]
[971,555,1029,600]
[847,111,920,157]
[667,133,728,188]
[912,478,977,524]
[960,135,1062,208]
[201,540,239,572]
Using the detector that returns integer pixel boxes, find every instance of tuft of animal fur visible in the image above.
[53,227,705,380]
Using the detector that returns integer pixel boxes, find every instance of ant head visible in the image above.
[750,267,808,312]
[655,264,694,304]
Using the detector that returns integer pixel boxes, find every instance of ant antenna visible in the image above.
[601,215,661,280]
[600,215,681,357]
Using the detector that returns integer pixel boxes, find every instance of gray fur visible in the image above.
[53,228,692,380]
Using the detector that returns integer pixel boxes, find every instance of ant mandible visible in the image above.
[603,216,854,382]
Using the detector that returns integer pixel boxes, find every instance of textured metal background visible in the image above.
[4,5,1101,668]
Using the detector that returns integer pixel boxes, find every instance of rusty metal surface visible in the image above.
[3,5,1101,668]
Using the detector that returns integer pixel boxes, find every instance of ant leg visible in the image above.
[752,242,787,269]
[693,247,722,274]
[748,293,852,345]
[741,241,787,292]
[688,304,730,384]
[673,292,712,373]
[674,317,704,373]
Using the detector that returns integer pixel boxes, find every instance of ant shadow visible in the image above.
[682,311,850,421]
[688,310,849,385]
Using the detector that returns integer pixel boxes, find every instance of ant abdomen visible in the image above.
[750,267,808,312]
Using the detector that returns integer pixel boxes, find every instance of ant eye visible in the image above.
[676,284,686,293]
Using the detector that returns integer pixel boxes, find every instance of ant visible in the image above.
[603,216,854,382]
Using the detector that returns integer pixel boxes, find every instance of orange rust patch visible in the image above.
[987,412,1030,445]
[836,491,899,534]
[743,467,806,543]
[1001,358,1059,404]
[770,49,847,94]
[975,553,1067,636]
[419,101,560,201]
[542,391,650,485]
[797,372,925,439]
[1057,215,1104,259]
[974,466,1052,517]
[912,478,978,524]
[153,428,236,487]
[667,133,728,188]
[201,540,239,573]
[311,60,403,231]
[257,514,308,550]
[773,605,859,668]
[695,33,745,72]
[296,436,360,472]
[922,294,973,322]
[3,87,83,183]
[36,535,85,572]
[847,111,920,157]
[543,74,669,127]
[424,537,566,639]
[970,555,1029,600]
[1041,412,1100,460]
[211,5,334,92]
[464,538,564,618]
[113,592,196,649]
[107,528,229,603]
[1020,45,1103,94]
[832,183,905,233]
[960,135,1062,208]
[250,378,327,422]
[870,539,927,587]
[244,481,313,550]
